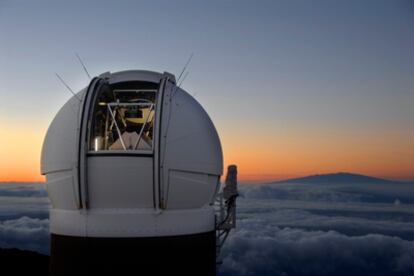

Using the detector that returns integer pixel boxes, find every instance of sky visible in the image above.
[0,0,413,182]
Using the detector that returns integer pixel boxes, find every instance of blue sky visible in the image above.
[0,0,413,181]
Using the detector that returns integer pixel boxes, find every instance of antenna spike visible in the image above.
[75,53,91,80]
[179,71,189,87]
[176,53,193,83]
[172,71,190,99]
[55,73,81,101]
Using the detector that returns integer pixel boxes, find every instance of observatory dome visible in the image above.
[41,70,223,238]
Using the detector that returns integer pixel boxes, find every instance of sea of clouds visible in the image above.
[0,183,49,254]
[219,183,414,276]
[1,181,414,275]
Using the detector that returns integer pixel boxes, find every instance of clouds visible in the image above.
[219,226,414,276]
[0,183,49,221]
[1,182,414,275]
[0,183,49,254]
[0,216,49,255]
[217,183,414,275]
[241,182,414,204]
[0,183,48,198]
[235,199,414,240]
[236,194,414,241]
[241,183,364,202]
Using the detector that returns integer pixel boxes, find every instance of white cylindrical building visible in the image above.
[41,70,223,275]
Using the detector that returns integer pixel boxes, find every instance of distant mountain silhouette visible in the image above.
[273,172,401,184]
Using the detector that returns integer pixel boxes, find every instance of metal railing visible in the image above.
[215,165,238,264]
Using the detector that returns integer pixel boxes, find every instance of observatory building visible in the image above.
[41,70,237,275]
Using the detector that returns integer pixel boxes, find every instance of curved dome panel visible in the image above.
[160,87,223,209]
[162,88,223,175]
[41,90,86,210]
[41,90,85,174]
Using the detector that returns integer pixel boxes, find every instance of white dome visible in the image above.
[41,70,223,237]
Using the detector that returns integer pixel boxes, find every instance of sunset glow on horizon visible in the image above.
[1,1,413,183]
[0,115,413,183]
